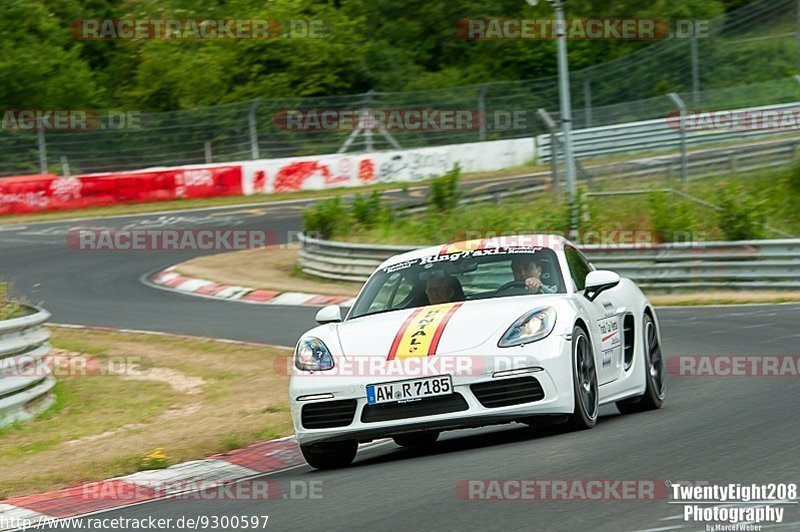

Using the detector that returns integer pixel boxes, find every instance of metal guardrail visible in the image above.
[0,306,55,427]
[298,235,800,291]
[577,138,800,181]
[537,102,800,163]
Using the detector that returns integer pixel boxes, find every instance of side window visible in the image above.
[368,272,413,312]
[564,246,593,291]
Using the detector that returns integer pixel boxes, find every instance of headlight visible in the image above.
[294,337,335,371]
[498,307,557,347]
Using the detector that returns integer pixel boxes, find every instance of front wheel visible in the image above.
[300,440,358,469]
[616,313,666,414]
[565,325,598,430]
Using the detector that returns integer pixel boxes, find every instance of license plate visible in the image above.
[366,375,453,405]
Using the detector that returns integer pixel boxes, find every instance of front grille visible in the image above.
[361,393,469,423]
[301,399,357,429]
[471,377,545,408]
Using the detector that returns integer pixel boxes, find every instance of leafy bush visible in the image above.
[716,182,766,240]
[427,165,462,213]
[351,191,387,229]
[302,197,346,239]
[648,190,697,242]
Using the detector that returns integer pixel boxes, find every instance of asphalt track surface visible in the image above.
[2,192,799,531]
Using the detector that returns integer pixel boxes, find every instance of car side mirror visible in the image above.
[583,270,621,302]
[315,305,342,324]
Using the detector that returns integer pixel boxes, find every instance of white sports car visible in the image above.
[289,235,666,469]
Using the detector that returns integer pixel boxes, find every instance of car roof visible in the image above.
[378,234,572,269]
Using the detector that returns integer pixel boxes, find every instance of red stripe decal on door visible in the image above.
[426,302,464,356]
[387,307,425,361]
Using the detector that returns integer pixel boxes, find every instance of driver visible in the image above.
[510,255,557,294]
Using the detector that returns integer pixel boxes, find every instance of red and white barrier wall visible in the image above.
[0,138,534,215]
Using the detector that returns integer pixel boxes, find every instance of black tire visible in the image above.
[300,440,358,469]
[565,325,599,430]
[392,431,440,448]
[616,313,666,414]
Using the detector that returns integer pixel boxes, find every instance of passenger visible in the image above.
[425,275,463,304]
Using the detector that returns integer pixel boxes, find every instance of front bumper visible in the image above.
[289,334,574,446]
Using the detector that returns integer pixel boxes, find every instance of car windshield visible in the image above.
[348,247,565,320]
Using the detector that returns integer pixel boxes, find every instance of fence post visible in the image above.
[537,108,560,196]
[691,29,700,105]
[37,130,47,174]
[583,78,592,128]
[204,140,213,164]
[668,93,689,187]
[248,102,260,160]
[478,83,489,141]
[364,90,375,152]
[60,156,70,177]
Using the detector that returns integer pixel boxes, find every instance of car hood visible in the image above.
[336,296,561,358]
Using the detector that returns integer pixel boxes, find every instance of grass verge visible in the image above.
[0,327,293,499]
[0,282,29,320]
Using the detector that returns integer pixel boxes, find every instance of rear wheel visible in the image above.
[565,325,598,430]
[300,440,358,469]
[392,431,440,448]
[616,313,666,414]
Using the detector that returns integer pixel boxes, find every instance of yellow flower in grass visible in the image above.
[142,448,170,470]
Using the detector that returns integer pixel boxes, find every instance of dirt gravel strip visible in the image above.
[148,266,355,307]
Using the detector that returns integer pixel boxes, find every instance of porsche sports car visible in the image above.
[289,235,666,469]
